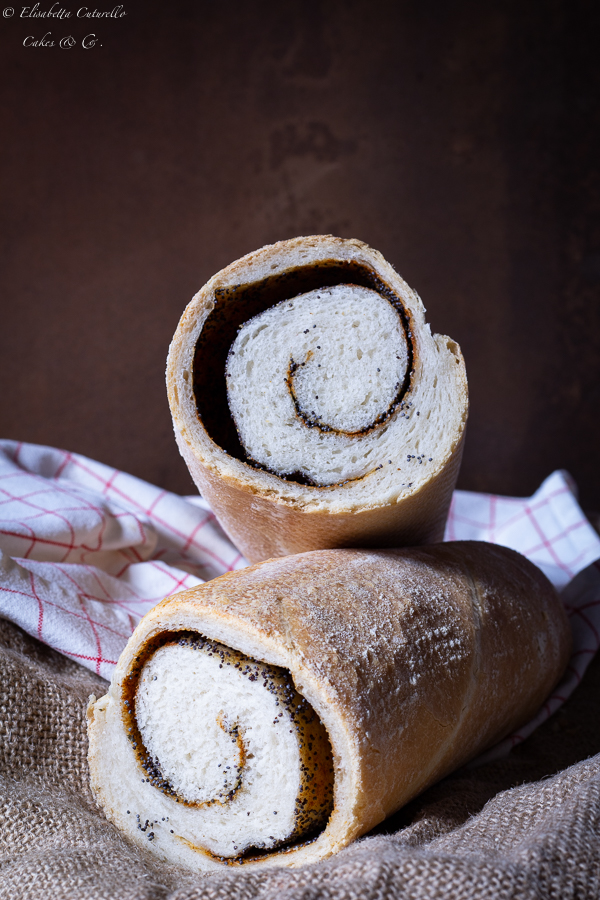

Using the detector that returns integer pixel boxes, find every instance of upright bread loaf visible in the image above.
[166,236,468,562]
[87,542,570,872]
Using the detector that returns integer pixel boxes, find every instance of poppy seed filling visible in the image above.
[124,633,334,859]
[226,284,415,485]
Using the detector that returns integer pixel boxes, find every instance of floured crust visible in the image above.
[87,542,571,872]
[166,236,468,562]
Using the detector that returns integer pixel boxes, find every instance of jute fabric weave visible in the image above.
[1,618,599,899]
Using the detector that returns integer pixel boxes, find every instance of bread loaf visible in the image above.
[166,236,468,562]
[87,542,570,872]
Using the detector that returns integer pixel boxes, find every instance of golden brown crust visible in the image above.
[174,426,465,559]
[166,236,468,562]
[87,541,570,871]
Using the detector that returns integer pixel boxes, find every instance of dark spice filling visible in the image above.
[122,630,335,858]
[285,352,408,438]
[192,260,415,485]
[178,829,323,866]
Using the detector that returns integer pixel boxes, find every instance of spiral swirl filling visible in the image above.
[192,261,415,487]
[122,633,334,860]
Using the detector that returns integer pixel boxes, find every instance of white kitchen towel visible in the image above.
[0,440,245,678]
[1,439,599,755]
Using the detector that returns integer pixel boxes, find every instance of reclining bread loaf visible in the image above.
[87,541,570,872]
[166,235,468,562]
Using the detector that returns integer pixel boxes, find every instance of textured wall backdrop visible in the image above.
[1,0,599,506]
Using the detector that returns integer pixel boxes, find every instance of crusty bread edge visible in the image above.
[166,236,468,562]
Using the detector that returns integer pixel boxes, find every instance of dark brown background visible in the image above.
[1,0,599,507]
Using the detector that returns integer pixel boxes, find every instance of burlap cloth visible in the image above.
[1,617,599,899]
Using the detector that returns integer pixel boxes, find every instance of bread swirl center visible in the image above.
[127,633,334,859]
[226,285,410,484]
